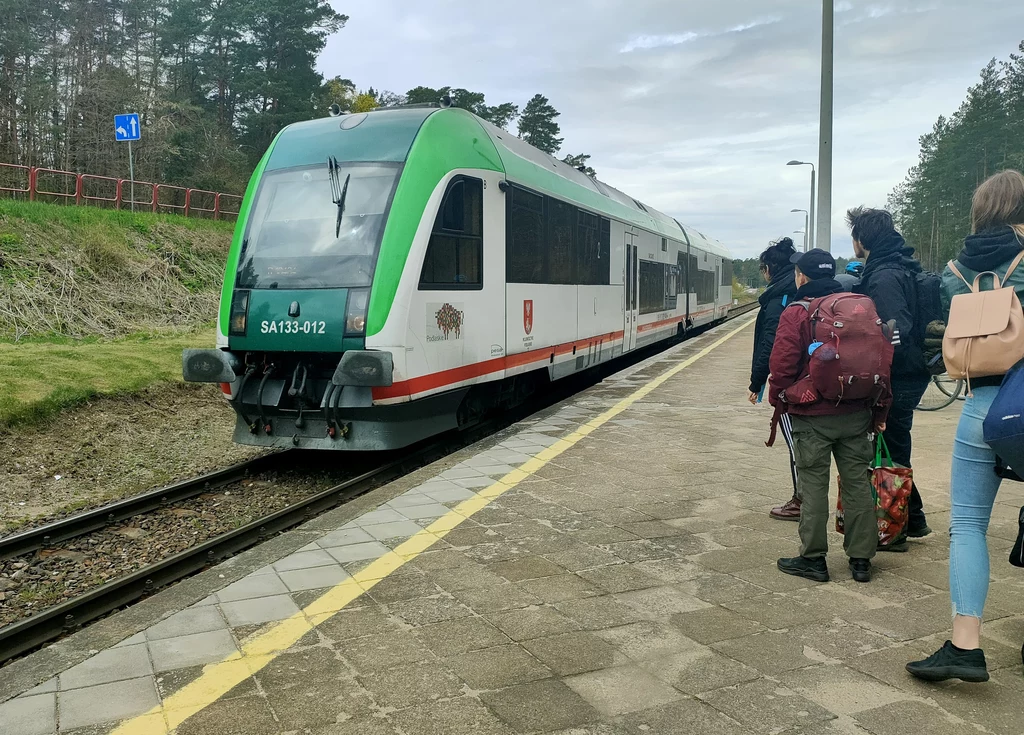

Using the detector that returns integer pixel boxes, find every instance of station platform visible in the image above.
[2,315,1023,735]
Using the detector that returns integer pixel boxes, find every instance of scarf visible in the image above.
[958,226,1024,272]
[794,278,844,301]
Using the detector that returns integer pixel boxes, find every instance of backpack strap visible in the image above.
[1000,249,1024,287]
[948,260,972,290]
[782,295,788,307]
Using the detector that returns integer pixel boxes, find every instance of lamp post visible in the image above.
[787,160,816,250]
[817,0,834,252]
[791,209,809,251]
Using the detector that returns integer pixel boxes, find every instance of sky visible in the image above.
[320,0,1024,259]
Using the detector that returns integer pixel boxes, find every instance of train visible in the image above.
[183,104,734,450]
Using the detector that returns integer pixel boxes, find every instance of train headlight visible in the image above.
[229,290,249,336]
[345,289,369,336]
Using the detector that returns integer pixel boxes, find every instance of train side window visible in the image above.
[419,176,483,289]
[547,197,576,284]
[508,186,546,283]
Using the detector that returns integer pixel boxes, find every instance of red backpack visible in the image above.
[766,293,893,446]
[797,293,894,402]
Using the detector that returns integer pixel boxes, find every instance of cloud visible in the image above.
[323,0,1024,258]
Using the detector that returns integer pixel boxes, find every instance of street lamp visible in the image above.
[787,161,816,250]
[791,209,809,251]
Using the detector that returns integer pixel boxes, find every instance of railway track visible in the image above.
[0,302,758,665]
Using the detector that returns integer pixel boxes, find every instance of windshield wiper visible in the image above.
[328,156,351,238]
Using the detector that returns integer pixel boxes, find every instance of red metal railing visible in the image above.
[0,162,240,220]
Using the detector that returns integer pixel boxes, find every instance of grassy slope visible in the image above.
[0,201,232,427]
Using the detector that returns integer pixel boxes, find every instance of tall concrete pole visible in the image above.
[808,167,816,250]
[816,0,834,252]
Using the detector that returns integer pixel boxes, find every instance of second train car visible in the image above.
[183,105,734,450]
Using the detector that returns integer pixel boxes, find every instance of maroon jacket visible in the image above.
[768,280,891,426]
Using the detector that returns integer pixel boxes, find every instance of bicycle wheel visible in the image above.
[917,375,960,411]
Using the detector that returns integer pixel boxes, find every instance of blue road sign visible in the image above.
[114,113,141,142]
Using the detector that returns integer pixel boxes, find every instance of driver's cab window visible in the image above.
[419,176,483,289]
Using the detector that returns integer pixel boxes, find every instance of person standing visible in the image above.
[835,261,862,291]
[907,169,1024,683]
[847,207,932,543]
[748,238,802,521]
[768,249,891,583]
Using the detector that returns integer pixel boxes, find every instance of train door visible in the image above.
[624,233,638,352]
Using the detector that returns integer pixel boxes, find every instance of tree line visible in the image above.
[889,40,1024,271]
[0,2,593,196]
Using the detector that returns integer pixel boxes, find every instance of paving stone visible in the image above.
[310,716,401,735]
[577,564,661,594]
[358,659,463,709]
[316,527,376,547]
[603,539,673,563]
[629,558,702,583]
[450,583,542,613]
[112,631,147,648]
[614,698,748,734]
[480,678,601,733]
[787,619,898,662]
[265,675,376,729]
[849,605,950,642]
[278,563,351,592]
[272,549,339,572]
[572,526,644,545]
[175,694,279,735]
[445,644,552,689]
[461,541,530,564]
[853,700,972,735]
[613,585,711,619]
[550,595,648,631]
[522,631,628,676]
[58,677,160,730]
[441,524,504,548]
[516,573,602,603]
[0,693,56,735]
[59,643,153,690]
[563,665,683,717]
[676,571,770,604]
[339,630,433,671]
[779,664,915,716]
[486,605,582,641]
[387,594,474,626]
[326,541,391,563]
[699,677,838,733]
[722,592,831,629]
[149,628,239,672]
[389,696,514,735]
[316,604,405,641]
[711,630,820,674]
[362,519,426,540]
[639,647,761,694]
[365,569,443,603]
[595,622,702,661]
[413,616,511,657]
[216,572,289,602]
[488,555,567,581]
[146,605,228,641]
[355,507,410,525]
[541,544,623,572]
[669,605,765,644]
[397,502,456,520]
[220,593,300,627]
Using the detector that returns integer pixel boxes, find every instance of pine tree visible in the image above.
[562,153,596,177]
[517,94,562,154]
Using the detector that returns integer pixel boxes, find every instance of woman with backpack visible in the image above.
[748,238,802,521]
[907,169,1024,683]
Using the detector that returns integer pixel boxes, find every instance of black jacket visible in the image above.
[855,234,927,379]
[750,267,798,393]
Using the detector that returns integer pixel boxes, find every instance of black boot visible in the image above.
[849,558,871,583]
[777,556,829,582]
[906,641,989,683]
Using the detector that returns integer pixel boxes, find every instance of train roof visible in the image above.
[272,107,731,259]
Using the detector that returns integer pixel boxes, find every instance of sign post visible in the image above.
[114,113,141,211]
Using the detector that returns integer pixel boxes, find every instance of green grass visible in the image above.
[0,328,215,428]
[0,199,235,233]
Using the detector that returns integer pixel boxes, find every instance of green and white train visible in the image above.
[183,105,734,450]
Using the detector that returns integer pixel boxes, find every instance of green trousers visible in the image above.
[790,412,877,561]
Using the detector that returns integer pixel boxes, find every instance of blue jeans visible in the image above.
[949,386,1003,619]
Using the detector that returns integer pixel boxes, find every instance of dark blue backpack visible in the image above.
[984,359,1024,483]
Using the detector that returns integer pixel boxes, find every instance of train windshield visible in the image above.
[235,162,400,289]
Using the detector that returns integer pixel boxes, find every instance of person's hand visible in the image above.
[748,391,759,405]
[875,422,886,433]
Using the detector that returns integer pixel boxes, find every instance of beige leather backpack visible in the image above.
[942,250,1024,386]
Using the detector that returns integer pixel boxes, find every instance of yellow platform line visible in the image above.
[110,317,755,735]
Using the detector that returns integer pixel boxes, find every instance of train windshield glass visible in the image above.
[236,162,400,289]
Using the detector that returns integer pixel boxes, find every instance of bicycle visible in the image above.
[916,373,965,411]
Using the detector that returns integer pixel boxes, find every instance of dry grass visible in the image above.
[0,200,233,341]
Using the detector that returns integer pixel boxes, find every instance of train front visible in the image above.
[183,108,435,451]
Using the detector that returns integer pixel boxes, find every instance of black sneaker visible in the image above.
[906,641,989,683]
[878,537,909,553]
[849,558,871,583]
[907,522,933,538]
[777,556,829,582]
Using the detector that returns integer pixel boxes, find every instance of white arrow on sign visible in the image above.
[130,117,137,136]
[116,126,127,137]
